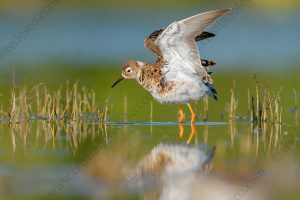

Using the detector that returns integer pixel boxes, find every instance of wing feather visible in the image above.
[144,29,216,61]
[156,8,231,83]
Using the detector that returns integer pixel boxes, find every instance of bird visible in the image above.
[111,8,231,124]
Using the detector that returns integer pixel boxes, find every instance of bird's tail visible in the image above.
[206,83,218,100]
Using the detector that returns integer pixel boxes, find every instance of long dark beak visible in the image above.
[111,76,124,88]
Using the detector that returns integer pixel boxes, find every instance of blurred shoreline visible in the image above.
[0,7,299,69]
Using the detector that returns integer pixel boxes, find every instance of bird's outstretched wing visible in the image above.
[156,8,231,84]
[144,29,215,62]
[144,29,165,60]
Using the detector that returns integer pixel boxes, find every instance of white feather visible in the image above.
[157,9,231,81]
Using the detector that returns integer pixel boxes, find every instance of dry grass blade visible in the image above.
[246,76,283,125]
[98,95,110,123]
[203,95,209,121]
[228,80,238,119]
[292,89,298,125]
[2,82,99,124]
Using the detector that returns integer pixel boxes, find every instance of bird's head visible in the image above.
[111,60,144,88]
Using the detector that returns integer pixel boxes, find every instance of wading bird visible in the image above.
[112,9,231,123]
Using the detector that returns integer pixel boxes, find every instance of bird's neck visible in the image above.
[136,64,148,85]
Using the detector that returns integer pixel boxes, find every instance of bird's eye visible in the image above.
[126,67,132,73]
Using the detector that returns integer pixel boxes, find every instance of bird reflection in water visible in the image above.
[126,143,215,200]
[178,123,197,144]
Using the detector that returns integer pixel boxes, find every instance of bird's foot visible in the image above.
[187,103,196,124]
[187,124,196,144]
[179,123,184,140]
[178,106,185,123]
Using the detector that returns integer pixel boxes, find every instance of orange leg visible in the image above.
[179,123,184,140]
[178,106,185,123]
[187,124,196,144]
[187,103,196,124]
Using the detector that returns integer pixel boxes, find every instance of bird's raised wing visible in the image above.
[144,29,165,60]
[144,29,215,61]
[156,8,231,84]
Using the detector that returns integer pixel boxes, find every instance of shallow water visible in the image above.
[0,116,299,199]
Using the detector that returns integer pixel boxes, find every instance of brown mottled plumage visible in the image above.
[144,29,165,61]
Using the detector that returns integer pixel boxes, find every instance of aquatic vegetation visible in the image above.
[0,75,288,127]
[292,89,298,125]
[0,82,100,123]
[249,76,283,124]
[227,77,283,125]
[228,80,239,119]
